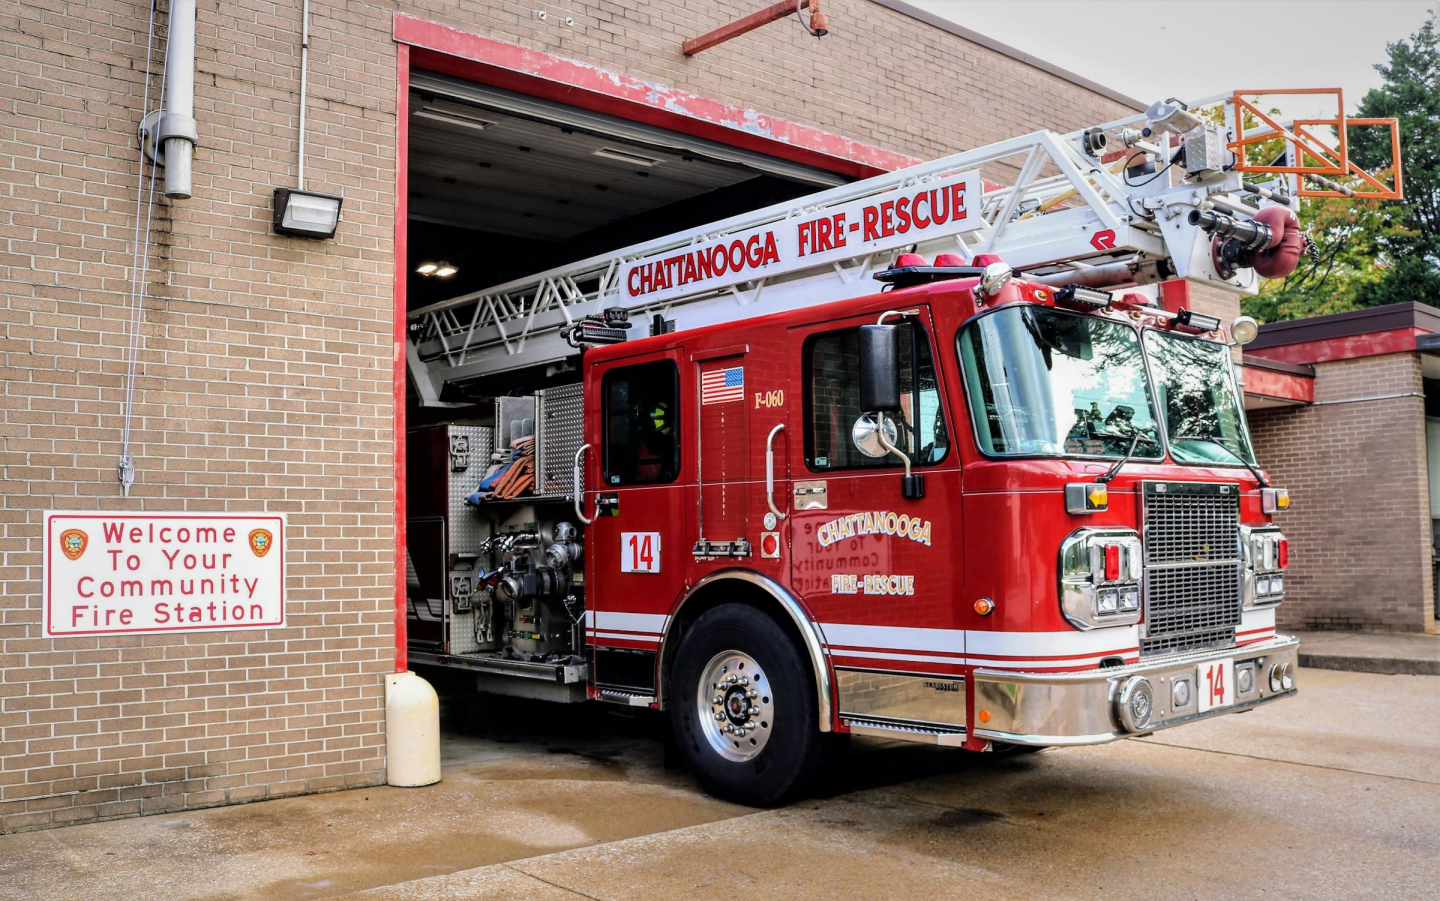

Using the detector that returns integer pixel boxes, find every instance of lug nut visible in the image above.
[727,674,739,684]
[738,677,750,686]
[748,706,760,716]
[712,695,724,705]
[733,728,746,738]
[746,689,758,700]
[714,711,725,721]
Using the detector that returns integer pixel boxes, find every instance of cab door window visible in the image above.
[603,361,680,485]
[804,323,948,471]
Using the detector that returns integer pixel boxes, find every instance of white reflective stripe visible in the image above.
[965,626,1139,658]
[592,630,661,644]
[972,652,1138,670]
[831,649,967,666]
[590,611,668,634]
[821,622,964,654]
[1239,607,1275,632]
[821,622,1140,660]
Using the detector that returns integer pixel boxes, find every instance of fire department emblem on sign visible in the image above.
[59,528,88,561]
[248,529,274,558]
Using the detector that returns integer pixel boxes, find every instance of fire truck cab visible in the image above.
[569,261,1295,804]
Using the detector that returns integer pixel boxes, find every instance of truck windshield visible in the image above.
[958,306,1163,458]
[1144,328,1257,465]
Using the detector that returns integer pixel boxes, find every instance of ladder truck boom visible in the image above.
[405,90,1379,402]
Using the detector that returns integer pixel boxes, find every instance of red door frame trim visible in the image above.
[391,13,921,179]
[393,43,410,673]
[390,15,922,672]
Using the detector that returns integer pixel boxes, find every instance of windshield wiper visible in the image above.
[1098,433,1142,484]
[1173,434,1269,487]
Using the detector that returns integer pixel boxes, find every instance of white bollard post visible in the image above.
[385,671,441,787]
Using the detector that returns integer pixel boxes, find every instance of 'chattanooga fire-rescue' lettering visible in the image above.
[44,513,285,637]
[623,173,980,301]
[816,511,934,548]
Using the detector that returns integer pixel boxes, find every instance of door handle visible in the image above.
[574,444,593,525]
[765,423,788,521]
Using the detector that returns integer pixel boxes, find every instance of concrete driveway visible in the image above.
[2,667,1436,901]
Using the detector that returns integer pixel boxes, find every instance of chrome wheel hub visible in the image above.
[697,650,774,762]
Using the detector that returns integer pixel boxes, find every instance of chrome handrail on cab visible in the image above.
[765,424,787,521]
[573,443,593,525]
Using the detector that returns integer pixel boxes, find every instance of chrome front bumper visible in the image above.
[972,636,1299,746]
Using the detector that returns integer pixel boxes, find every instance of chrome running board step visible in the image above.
[598,688,655,707]
[844,716,967,747]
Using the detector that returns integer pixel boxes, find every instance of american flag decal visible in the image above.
[701,366,745,405]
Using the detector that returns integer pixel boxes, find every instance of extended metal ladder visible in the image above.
[406,89,1391,403]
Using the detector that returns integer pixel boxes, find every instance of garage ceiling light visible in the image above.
[272,188,343,238]
[414,100,498,133]
[592,147,664,167]
[416,260,457,278]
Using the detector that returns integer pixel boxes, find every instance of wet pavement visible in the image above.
[1,668,1436,901]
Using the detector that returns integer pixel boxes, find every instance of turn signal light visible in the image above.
[1065,482,1108,513]
[973,597,995,616]
[1261,487,1291,513]
[1277,538,1289,570]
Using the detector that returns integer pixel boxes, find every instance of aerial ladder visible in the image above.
[406,88,1402,403]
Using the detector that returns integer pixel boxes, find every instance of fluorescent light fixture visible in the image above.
[592,147,664,167]
[416,260,457,278]
[434,262,457,278]
[414,101,498,133]
[272,188,342,238]
[415,262,438,275]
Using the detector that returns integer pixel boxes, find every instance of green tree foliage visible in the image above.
[1244,12,1440,321]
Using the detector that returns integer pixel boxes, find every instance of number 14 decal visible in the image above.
[621,532,661,573]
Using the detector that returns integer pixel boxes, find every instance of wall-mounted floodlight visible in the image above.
[272,188,342,238]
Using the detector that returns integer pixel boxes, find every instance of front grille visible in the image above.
[1141,482,1241,657]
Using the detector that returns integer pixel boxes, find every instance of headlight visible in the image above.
[1242,524,1287,608]
[1059,528,1143,630]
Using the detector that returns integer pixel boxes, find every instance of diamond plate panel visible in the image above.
[535,383,585,500]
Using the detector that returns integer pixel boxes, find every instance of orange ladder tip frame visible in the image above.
[1228,88,1403,201]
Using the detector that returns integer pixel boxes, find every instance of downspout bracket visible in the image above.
[138,110,198,166]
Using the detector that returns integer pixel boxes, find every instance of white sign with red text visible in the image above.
[43,512,286,637]
[619,170,984,306]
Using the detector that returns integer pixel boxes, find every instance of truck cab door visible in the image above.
[786,307,964,671]
[583,351,689,700]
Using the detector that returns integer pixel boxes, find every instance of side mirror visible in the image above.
[858,324,901,413]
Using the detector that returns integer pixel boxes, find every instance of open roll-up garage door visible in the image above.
[404,72,850,313]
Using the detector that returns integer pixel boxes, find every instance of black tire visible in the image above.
[669,603,823,807]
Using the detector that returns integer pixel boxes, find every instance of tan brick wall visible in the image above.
[1,0,1144,831]
[1248,354,1435,632]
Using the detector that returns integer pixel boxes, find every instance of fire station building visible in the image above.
[0,0,1425,832]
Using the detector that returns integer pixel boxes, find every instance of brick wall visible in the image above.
[1248,353,1435,632]
[0,0,1159,831]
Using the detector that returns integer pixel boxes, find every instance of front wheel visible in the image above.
[669,603,823,807]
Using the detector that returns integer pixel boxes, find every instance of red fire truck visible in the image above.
[403,91,1399,805]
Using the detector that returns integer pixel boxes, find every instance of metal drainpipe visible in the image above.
[162,0,198,198]
[297,0,310,190]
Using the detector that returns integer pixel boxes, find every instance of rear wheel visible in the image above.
[669,603,822,807]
